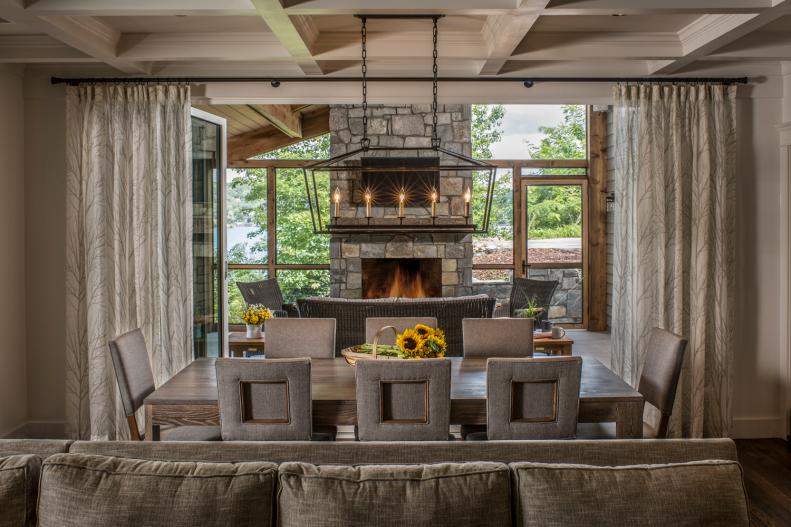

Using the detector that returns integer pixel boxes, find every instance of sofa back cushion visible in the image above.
[278,461,512,526]
[0,454,41,527]
[37,454,277,527]
[511,460,749,527]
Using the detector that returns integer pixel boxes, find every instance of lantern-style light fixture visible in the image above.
[303,15,496,235]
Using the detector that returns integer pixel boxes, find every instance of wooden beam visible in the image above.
[249,0,322,75]
[228,106,328,163]
[653,2,790,74]
[479,3,549,75]
[250,104,303,138]
[587,111,608,331]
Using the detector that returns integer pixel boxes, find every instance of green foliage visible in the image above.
[472,105,505,159]
[471,105,511,240]
[527,185,582,240]
[527,105,587,161]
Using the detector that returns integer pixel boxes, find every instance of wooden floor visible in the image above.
[735,439,791,526]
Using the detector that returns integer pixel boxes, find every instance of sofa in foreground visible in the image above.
[0,438,749,526]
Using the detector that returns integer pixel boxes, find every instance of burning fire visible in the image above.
[363,259,438,299]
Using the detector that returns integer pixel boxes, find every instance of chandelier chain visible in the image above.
[360,17,370,149]
[431,16,440,149]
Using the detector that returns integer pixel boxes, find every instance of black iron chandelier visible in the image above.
[303,14,497,235]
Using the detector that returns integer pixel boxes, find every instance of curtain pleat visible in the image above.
[65,85,193,440]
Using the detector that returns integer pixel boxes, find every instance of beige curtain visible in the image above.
[611,84,737,438]
[65,85,193,440]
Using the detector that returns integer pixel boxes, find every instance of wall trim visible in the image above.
[731,417,787,439]
[2,421,66,440]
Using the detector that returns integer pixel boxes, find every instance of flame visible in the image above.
[363,260,436,299]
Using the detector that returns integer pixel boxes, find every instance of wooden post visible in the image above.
[587,111,608,331]
[267,167,277,279]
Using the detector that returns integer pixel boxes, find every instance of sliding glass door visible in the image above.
[191,109,227,358]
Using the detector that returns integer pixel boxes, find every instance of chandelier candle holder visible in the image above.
[303,14,496,236]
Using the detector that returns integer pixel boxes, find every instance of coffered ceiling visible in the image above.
[0,0,788,77]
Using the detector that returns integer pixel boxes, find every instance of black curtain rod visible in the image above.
[50,76,749,86]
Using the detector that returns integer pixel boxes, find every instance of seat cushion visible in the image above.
[37,454,277,527]
[0,454,41,527]
[511,460,750,526]
[277,462,511,526]
[159,425,222,442]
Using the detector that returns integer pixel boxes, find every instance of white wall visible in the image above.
[0,66,28,437]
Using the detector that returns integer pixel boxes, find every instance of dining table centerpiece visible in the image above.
[342,323,447,366]
[242,304,272,338]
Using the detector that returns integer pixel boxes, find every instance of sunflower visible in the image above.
[414,324,434,339]
[396,329,425,358]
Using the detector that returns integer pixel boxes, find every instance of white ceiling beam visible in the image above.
[479,4,547,75]
[707,33,791,60]
[541,0,772,15]
[0,1,151,73]
[24,0,256,16]
[118,33,292,62]
[250,0,322,75]
[510,32,682,61]
[0,34,96,62]
[282,0,520,15]
[652,0,790,74]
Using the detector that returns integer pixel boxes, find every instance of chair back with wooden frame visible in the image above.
[638,328,687,438]
[108,329,156,441]
[462,318,534,358]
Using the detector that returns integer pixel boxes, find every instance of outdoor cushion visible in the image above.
[511,460,750,526]
[37,453,277,527]
[277,461,512,526]
[0,454,41,527]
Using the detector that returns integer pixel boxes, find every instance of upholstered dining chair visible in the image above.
[577,327,687,439]
[215,358,336,441]
[462,318,534,358]
[365,317,438,346]
[355,359,452,441]
[108,329,221,441]
[466,356,582,441]
[264,318,336,358]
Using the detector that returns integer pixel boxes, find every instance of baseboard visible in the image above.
[731,417,786,439]
[2,421,66,440]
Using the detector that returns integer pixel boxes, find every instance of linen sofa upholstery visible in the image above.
[365,316,438,345]
[0,439,72,458]
[216,358,316,441]
[462,318,534,358]
[297,295,496,356]
[484,357,582,440]
[0,454,40,527]
[264,318,336,358]
[36,453,276,527]
[355,359,451,441]
[277,462,512,527]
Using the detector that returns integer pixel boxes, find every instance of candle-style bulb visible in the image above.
[398,191,405,218]
[332,187,341,219]
[364,191,372,218]
[430,190,438,218]
[463,187,471,219]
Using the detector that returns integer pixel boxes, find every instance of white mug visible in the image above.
[551,326,566,339]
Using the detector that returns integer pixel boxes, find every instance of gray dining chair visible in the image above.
[466,356,582,441]
[215,358,336,441]
[264,318,336,358]
[355,359,452,441]
[578,327,687,439]
[462,318,534,358]
[365,317,438,345]
[108,329,221,441]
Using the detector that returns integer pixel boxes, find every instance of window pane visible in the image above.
[474,104,586,160]
[276,168,330,264]
[227,168,267,264]
[227,269,268,324]
[526,184,583,263]
[277,269,330,303]
[473,168,513,270]
[473,268,513,283]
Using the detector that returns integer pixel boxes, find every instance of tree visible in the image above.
[471,105,511,239]
[527,105,586,162]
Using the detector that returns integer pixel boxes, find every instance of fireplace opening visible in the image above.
[362,258,442,299]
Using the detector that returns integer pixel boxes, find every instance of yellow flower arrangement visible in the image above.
[395,324,447,359]
[242,304,273,326]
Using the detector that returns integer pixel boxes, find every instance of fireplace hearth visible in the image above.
[362,258,441,299]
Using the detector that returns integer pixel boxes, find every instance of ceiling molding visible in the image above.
[0,34,94,62]
[511,32,683,60]
[479,9,546,75]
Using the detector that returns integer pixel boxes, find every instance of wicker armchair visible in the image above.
[236,279,299,318]
[297,295,496,357]
[496,278,558,324]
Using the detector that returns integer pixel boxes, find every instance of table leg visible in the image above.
[144,404,160,442]
[615,400,644,438]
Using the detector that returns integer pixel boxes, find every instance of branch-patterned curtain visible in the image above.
[611,84,737,438]
[65,85,193,440]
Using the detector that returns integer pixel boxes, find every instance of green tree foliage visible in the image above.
[527,105,587,161]
[471,105,512,239]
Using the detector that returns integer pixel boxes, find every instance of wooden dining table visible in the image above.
[144,357,645,440]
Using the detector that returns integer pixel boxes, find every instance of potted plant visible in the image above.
[516,297,544,330]
[242,304,272,338]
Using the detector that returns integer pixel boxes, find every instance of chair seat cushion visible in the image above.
[37,453,277,527]
[511,460,749,526]
[160,426,222,442]
[277,462,512,526]
[0,454,41,527]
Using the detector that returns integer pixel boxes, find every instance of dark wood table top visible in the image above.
[145,356,641,406]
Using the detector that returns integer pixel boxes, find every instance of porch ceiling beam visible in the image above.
[479,2,549,76]
[250,104,303,138]
[250,0,323,75]
[651,0,791,74]
[228,106,328,163]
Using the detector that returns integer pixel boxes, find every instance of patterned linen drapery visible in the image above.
[65,85,193,440]
[611,84,737,438]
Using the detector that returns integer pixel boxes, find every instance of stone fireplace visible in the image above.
[328,104,474,299]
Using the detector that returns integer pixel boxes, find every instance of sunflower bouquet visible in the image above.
[396,323,447,359]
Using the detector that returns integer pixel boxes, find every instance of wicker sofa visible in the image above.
[296,295,496,356]
[1,438,750,526]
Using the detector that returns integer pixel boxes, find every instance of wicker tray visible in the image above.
[341,326,403,366]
